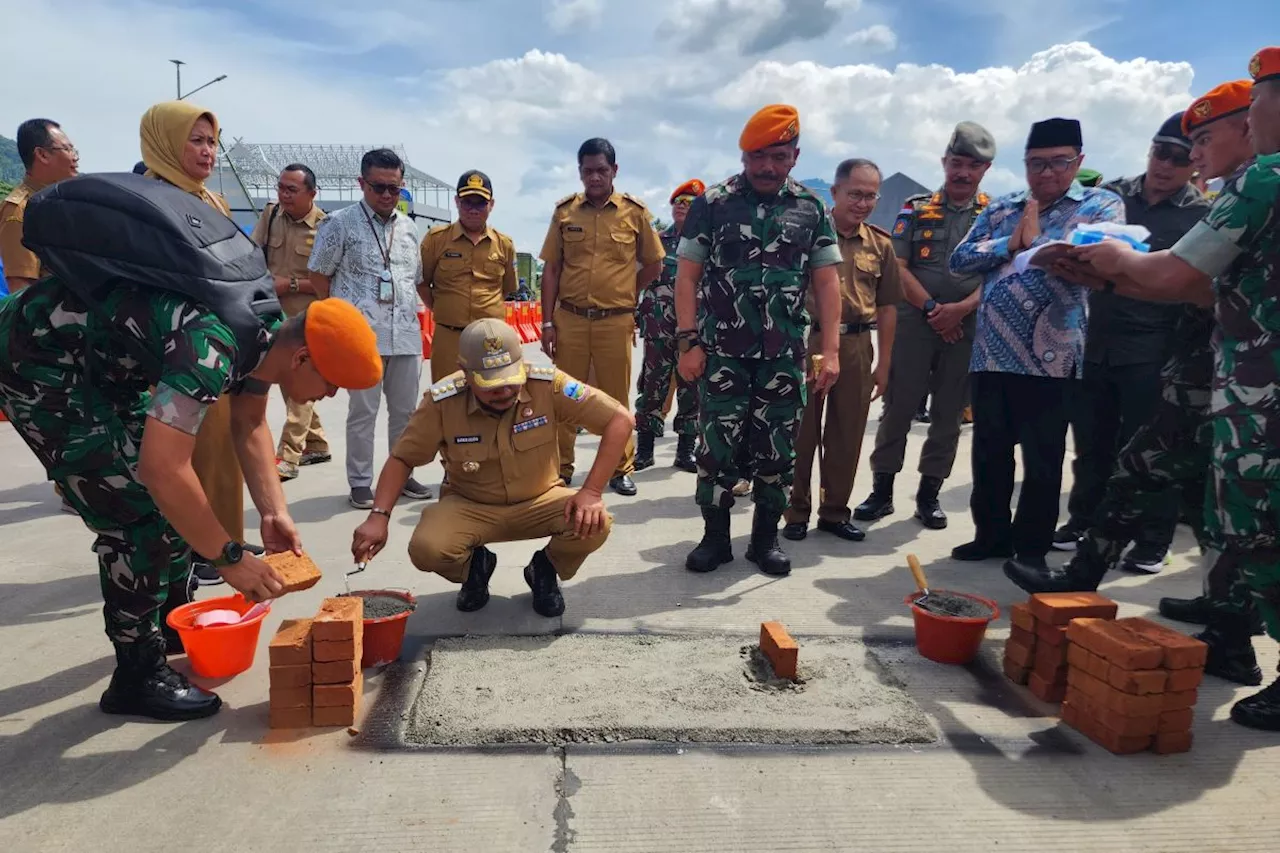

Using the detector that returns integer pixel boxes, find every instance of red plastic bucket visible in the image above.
[166,594,270,678]
[903,590,1000,665]
[349,589,417,668]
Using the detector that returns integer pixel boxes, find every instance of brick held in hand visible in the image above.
[264,551,323,594]
[1029,592,1118,626]
[313,597,364,643]
[268,663,313,689]
[1066,618,1164,671]
[268,618,313,666]
[1115,617,1208,670]
[1010,602,1036,633]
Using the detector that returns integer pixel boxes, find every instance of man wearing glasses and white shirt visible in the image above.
[309,148,434,508]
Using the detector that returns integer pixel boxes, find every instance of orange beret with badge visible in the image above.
[1250,46,1280,85]
[1182,80,1252,135]
[305,299,383,389]
[739,104,800,153]
[669,179,705,204]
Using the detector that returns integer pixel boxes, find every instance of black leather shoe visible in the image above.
[853,472,894,521]
[1003,556,1098,594]
[816,519,866,542]
[674,434,698,472]
[634,431,656,471]
[523,550,565,617]
[1196,625,1263,686]
[951,540,1014,561]
[745,510,791,576]
[914,476,947,529]
[1231,676,1280,731]
[1159,595,1212,625]
[687,507,734,573]
[782,522,808,541]
[100,640,221,721]
[457,546,497,612]
[609,474,637,496]
[560,473,573,487]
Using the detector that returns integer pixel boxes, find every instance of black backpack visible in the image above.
[22,172,281,377]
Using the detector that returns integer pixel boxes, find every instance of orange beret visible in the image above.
[739,104,800,152]
[304,299,383,390]
[1250,46,1280,84]
[1182,80,1252,135]
[669,179,705,203]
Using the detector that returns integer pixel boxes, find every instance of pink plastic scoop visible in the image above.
[193,600,272,628]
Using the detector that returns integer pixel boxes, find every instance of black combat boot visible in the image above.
[686,506,734,573]
[1160,595,1265,635]
[745,509,791,577]
[160,567,198,656]
[634,431,656,471]
[100,638,222,721]
[1231,672,1280,732]
[674,434,697,473]
[1196,618,1263,686]
[914,475,947,530]
[457,546,497,612]
[853,472,894,521]
[1003,537,1108,594]
[523,549,565,618]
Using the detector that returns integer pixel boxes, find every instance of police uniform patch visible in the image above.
[918,245,932,259]
[454,435,481,444]
[462,461,480,473]
[562,380,588,401]
[513,415,549,433]
[892,218,908,236]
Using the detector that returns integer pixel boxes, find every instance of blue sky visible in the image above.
[3,0,1274,247]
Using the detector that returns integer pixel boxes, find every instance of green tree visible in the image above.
[652,217,672,233]
[0,180,14,198]
[0,135,23,186]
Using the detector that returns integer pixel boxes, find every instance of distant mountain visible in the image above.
[1,135,22,187]
[798,177,834,207]
[799,172,931,232]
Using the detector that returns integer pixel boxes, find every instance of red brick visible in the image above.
[1010,602,1037,633]
[1036,622,1069,647]
[268,706,312,729]
[313,633,362,663]
[1063,706,1150,754]
[268,618,313,666]
[268,685,311,709]
[1009,625,1038,649]
[1028,671,1066,703]
[1004,638,1036,669]
[1106,667,1167,696]
[1061,700,1082,728]
[313,702,359,727]
[1035,639,1070,669]
[1003,656,1030,685]
[268,663,312,689]
[1066,619,1164,671]
[1167,667,1205,692]
[1153,730,1194,755]
[1030,592,1119,626]
[760,622,799,681]
[314,673,363,708]
[313,597,364,643]
[1098,708,1159,738]
[313,657,361,685]
[1162,689,1198,712]
[1158,708,1194,734]
[1069,669,1163,716]
[1115,618,1208,671]
[1066,643,1094,672]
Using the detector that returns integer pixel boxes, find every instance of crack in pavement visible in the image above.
[551,748,580,853]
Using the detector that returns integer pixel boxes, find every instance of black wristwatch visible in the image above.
[217,541,244,568]
[677,335,703,353]
[921,298,937,317]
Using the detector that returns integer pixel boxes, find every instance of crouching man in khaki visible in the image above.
[352,318,633,617]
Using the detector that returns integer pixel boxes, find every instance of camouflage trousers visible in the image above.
[1204,467,1280,642]
[635,337,697,437]
[695,354,805,514]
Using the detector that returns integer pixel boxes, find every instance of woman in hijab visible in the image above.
[139,101,247,582]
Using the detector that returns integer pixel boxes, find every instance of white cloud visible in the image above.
[657,0,861,55]
[843,24,897,53]
[546,0,604,32]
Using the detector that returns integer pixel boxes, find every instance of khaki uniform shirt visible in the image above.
[538,191,664,311]
[420,222,518,328]
[392,365,622,505]
[0,180,47,284]
[824,221,902,324]
[250,202,327,316]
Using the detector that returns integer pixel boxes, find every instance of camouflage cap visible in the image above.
[945,121,996,162]
[458,318,526,388]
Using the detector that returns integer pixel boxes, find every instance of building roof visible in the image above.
[217,142,450,192]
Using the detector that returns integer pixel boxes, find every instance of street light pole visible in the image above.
[170,59,184,99]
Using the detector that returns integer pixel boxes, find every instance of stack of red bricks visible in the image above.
[267,597,364,729]
[1063,617,1206,755]
[1003,592,1119,703]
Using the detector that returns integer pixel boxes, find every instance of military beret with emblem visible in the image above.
[1250,46,1280,85]
[1182,80,1251,135]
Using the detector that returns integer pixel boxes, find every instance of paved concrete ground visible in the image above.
[1,343,1277,852]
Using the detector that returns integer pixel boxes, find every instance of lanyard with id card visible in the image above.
[362,205,399,303]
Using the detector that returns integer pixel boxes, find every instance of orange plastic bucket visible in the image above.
[903,590,1000,665]
[349,589,416,668]
[166,594,271,678]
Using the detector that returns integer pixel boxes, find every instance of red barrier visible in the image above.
[419,307,433,359]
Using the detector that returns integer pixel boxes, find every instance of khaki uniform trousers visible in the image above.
[429,324,464,383]
[661,373,677,419]
[553,308,635,477]
[192,395,245,542]
[408,486,612,582]
[785,332,875,525]
[277,394,328,466]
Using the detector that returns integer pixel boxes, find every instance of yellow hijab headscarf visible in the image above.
[139,100,229,216]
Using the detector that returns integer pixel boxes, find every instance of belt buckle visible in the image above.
[587,307,605,320]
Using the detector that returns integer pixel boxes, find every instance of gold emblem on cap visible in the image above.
[1193,100,1212,119]
[462,461,480,473]
[484,336,504,354]
[467,173,485,188]
[783,120,798,140]
[1250,54,1262,79]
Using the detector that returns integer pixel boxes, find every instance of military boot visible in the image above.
[457,546,497,612]
[853,472,895,522]
[1003,537,1108,594]
[1160,595,1265,635]
[674,434,697,472]
[523,549,565,618]
[634,431,657,471]
[1195,620,1263,686]
[914,475,947,530]
[745,509,791,577]
[100,638,222,721]
[160,568,198,656]
[686,507,734,573]
[1230,672,1280,732]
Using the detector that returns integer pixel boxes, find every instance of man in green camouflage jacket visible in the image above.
[674,104,843,577]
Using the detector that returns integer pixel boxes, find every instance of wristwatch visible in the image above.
[216,540,244,568]
[289,275,300,294]
[677,335,703,353]
[921,298,937,316]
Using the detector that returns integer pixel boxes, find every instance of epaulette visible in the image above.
[429,371,468,402]
[3,183,32,207]
[866,222,892,239]
[426,222,450,236]
[620,192,647,209]
[555,193,577,208]
[903,193,931,207]
[527,365,556,382]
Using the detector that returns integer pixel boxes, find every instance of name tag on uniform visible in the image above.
[513,415,548,433]
[565,225,584,232]
[454,435,481,444]
[443,251,463,258]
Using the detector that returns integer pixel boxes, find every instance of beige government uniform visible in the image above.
[250,201,329,466]
[786,222,903,525]
[420,222,518,382]
[539,192,664,478]
[393,365,623,582]
[0,180,47,289]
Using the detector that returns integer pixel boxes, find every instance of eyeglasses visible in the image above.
[365,181,402,196]
[1151,143,1192,168]
[458,196,490,208]
[845,191,881,204]
[276,183,306,194]
[43,145,78,156]
[1025,155,1081,174]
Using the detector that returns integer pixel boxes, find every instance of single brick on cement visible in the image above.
[268,663,313,689]
[313,597,364,643]
[268,618,313,667]
[1029,592,1119,626]
[1066,619,1164,671]
[759,621,799,681]
[1115,618,1208,670]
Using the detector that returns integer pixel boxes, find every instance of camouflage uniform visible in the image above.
[677,174,842,513]
[635,226,697,437]
[0,279,282,650]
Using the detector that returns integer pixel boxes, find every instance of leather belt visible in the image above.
[559,301,633,320]
[436,322,466,332]
[813,322,877,335]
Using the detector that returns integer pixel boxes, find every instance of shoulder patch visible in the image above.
[426,222,450,236]
[866,222,892,240]
[527,365,557,382]
[620,192,647,209]
[555,193,577,209]
[429,371,468,402]
[3,184,31,207]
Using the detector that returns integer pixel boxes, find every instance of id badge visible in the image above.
[377,269,394,303]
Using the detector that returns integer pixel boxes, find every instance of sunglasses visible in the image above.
[365,181,402,196]
[672,195,695,205]
[1151,143,1192,167]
